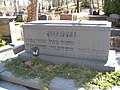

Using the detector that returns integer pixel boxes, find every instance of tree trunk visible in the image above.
[3,0,6,6]
[61,0,63,7]
[92,0,94,8]
[14,0,17,15]
[66,0,68,9]
[97,0,99,9]
[58,0,60,8]
[27,0,38,21]
[77,0,80,13]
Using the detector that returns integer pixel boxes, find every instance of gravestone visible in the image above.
[38,14,60,20]
[0,18,10,37]
[38,15,48,20]
[60,14,77,20]
[0,16,17,43]
[22,20,111,61]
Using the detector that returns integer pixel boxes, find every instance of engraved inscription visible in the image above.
[24,27,110,61]
[48,39,74,45]
[78,48,106,55]
[47,31,76,38]
[49,45,73,52]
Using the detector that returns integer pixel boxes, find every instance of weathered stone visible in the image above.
[0,42,24,61]
[22,20,111,61]
[0,16,16,43]
[0,71,41,90]
[0,18,10,37]
[60,14,77,20]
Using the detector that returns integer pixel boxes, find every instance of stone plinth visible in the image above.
[22,20,111,61]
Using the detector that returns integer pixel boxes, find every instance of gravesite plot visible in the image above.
[22,20,111,61]
[1,20,120,90]
[20,20,113,71]
[0,0,120,90]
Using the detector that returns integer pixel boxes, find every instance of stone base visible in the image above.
[0,71,41,89]
[0,41,24,61]
[18,50,116,72]
[1,50,120,90]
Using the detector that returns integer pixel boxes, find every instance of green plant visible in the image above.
[104,0,120,15]
[0,38,7,46]
[81,0,90,8]
[4,58,97,87]
[4,58,120,89]
[85,71,120,90]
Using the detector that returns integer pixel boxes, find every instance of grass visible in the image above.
[4,58,120,90]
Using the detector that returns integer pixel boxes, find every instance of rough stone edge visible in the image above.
[0,71,72,90]
[0,71,41,90]
[0,44,24,61]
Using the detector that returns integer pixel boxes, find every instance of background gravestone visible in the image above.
[0,16,19,44]
[38,15,47,20]
[0,18,11,42]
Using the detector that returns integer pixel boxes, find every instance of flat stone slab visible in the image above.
[0,42,24,61]
[19,50,115,71]
[1,68,120,90]
[0,71,41,90]
[0,63,5,73]
[0,45,13,53]
[105,51,120,71]
[0,42,25,76]
[0,80,29,90]
[0,71,83,90]
[50,77,81,90]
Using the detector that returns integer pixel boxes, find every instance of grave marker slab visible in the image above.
[22,20,111,61]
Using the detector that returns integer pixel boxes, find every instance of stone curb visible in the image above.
[0,70,82,90]
[0,67,120,90]
[0,44,24,61]
[0,51,120,90]
[0,71,41,89]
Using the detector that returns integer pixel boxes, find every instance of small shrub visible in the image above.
[104,0,120,15]
[0,38,7,46]
[81,0,90,8]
